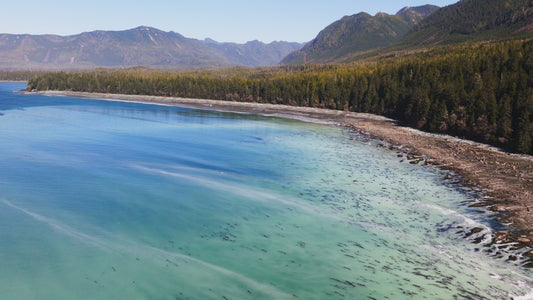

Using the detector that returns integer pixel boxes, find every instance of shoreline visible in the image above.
[32,90,533,266]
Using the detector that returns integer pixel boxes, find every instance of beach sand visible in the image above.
[33,91,533,263]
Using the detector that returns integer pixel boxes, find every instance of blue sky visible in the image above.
[3,0,457,43]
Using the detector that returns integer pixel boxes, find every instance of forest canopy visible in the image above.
[27,40,533,154]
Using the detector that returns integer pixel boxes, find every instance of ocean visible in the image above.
[0,82,531,299]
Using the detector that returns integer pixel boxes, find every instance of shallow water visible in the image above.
[0,82,531,299]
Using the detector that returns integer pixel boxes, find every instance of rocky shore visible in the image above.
[342,113,533,267]
[33,91,533,266]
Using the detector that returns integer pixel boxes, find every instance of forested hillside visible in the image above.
[281,5,439,64]
[28,40,533,154]
[282,0,533,65]
[396,0,533,47]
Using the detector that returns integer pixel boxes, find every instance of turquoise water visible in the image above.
[0,82,531,299]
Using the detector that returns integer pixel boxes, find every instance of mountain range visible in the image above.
[2,0,533,70]
[0,26,302,70]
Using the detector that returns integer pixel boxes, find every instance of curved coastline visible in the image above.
[31,90,533,266]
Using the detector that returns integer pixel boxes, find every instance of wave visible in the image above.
[510,283,533,300]
[419,202,492,237]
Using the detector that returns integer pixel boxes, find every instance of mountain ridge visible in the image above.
[396,0,533,47]
[0,26,303,70]
[283,0,533,64]
[281,5,440,65]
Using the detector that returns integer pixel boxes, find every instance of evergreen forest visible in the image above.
[27,40,533,154]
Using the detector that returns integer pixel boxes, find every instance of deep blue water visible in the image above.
[0,82,532,299]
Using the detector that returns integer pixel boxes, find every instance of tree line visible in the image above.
[27,40,533,154]
[0,70,47,81]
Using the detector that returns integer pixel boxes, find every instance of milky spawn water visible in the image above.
[0,82,531,299]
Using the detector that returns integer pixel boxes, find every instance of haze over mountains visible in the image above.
[0,26,302,70]
[1,0,533,71]
[0,4,437,71]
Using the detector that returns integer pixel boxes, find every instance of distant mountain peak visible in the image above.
[396,5,440,18]
[136,26,153,30]
[204,38,220,44]
[396,6,413,15]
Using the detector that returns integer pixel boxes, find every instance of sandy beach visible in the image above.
[34,90,533,264]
